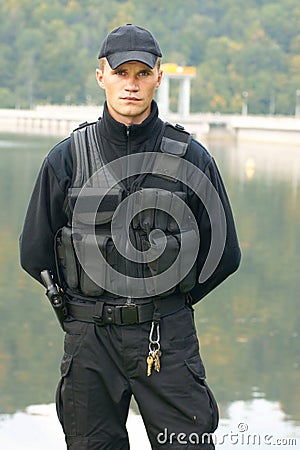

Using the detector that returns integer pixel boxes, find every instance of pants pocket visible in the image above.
[56,352,76,436]
[202,379,219,432]
[185,355,219,433]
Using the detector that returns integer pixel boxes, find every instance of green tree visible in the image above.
[260,1,300,51]
[0,0,299,113]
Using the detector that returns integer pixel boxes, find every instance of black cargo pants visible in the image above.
[56,304,218,449]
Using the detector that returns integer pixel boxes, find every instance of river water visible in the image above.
[0,132,299,449]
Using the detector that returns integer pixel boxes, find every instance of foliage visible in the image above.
[0,0,299,114]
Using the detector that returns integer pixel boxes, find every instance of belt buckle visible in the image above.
[118,299,138,325]
[93,315,105,326]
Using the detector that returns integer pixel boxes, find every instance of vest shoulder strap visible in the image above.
[160,122,192,157]
[72,120,98,132]
[70,120,101,186]
[70,119,192,186]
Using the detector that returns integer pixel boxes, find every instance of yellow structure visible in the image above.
[158,63,196,117]
[161,63,196,77]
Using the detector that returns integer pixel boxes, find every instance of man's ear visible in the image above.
[156,69,163,89]
[96,69,105,89]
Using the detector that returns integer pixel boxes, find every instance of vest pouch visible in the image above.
[167,192,187,233]
[68,187,123,226]
[131,189,142,229]
[145,233,179,297]
[105,236,129,296]
[105,230,148,298]
[57,227,79,290]
[74,233,109,297]
[154,189,172,231]
[136,189,156,233]
[175,230,198,293]
[178,261,197,293]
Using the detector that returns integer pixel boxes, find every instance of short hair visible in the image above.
[98,57,162,71]
[98,57,106,71]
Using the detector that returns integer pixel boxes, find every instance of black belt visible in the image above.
[67,294,187,326]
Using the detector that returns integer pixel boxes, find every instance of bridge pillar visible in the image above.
[157,64,196,118]
[178,77,191,117]
[158,76,170,116]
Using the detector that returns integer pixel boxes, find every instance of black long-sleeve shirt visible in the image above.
[20,101,241,304]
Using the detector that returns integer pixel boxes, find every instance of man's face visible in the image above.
[96,59,163,126]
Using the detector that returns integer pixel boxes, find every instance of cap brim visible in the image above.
[106,51,158,69]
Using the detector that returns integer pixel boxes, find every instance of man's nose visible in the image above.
[125,76,139,91]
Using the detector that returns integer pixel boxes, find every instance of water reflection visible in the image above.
[0,133,63,413]
[0,133,299,444]
[200,139,300,425]
[1,399,299,449]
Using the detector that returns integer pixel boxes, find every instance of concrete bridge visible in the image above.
[0,106,300,146]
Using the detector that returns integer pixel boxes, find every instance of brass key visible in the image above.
[147,354,154,377]
[153,349,162,373]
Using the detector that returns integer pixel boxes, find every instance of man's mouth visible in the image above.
[122,97,140,101]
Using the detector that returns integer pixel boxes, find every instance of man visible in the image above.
[20,24,241,450]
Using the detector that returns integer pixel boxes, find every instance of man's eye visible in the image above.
[140,71,150,76]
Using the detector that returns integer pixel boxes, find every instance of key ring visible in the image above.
[149,321,160,344]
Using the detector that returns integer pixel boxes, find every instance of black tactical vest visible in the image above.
[56,121,198,300]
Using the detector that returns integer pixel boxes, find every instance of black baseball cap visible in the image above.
[98,24,162,69]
